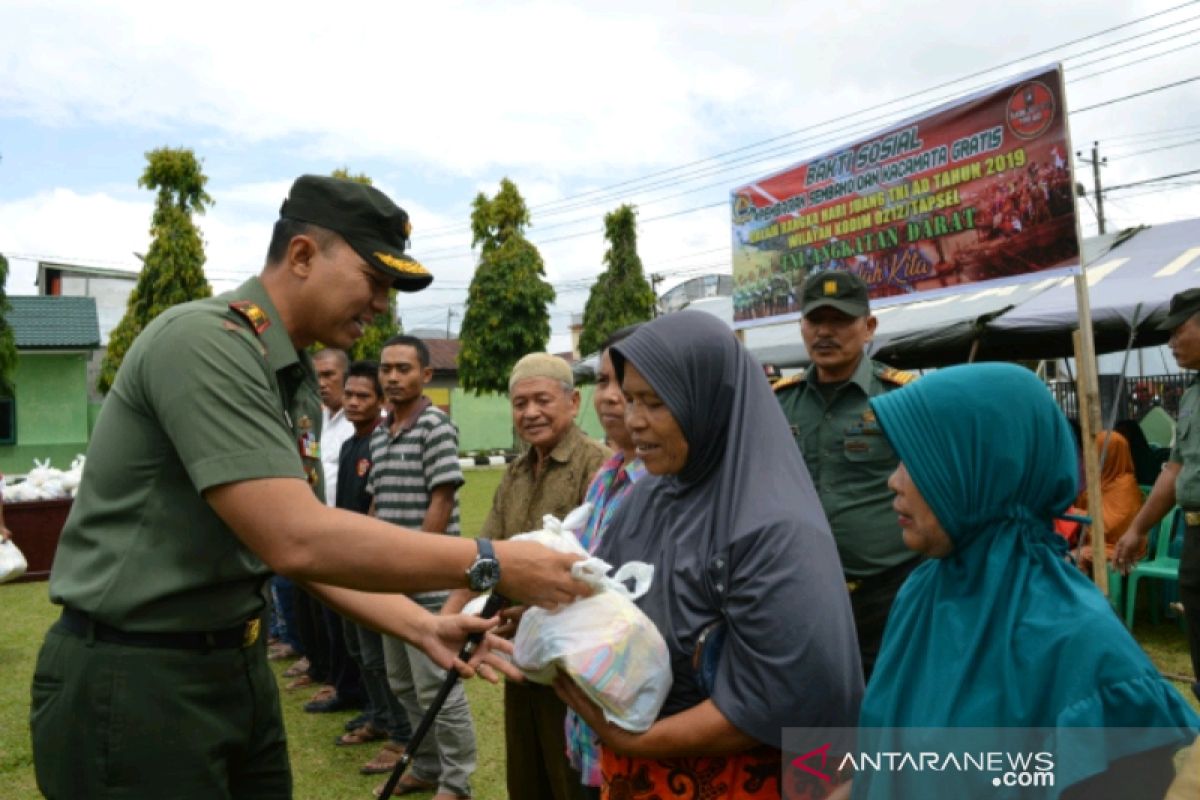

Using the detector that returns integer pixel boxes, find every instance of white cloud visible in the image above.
[0,0,739,174]
[3,0,1199,346]
[0,189,149,291]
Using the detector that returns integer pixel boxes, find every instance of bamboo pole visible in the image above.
[1073,326,1108,594]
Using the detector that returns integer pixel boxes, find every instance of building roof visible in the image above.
[423,338,460,372]
[7,296,101,350]
[37,260,140,284]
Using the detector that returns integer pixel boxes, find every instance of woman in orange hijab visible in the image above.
[1077,431,1146,572]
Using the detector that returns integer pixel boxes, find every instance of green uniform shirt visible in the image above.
[775,355,914,577]
[479,425,609,540]
[1171,380,1200,509]
[49,277,323,631]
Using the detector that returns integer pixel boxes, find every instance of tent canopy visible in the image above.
[745,219,1200,369]
[572,218,1200,377]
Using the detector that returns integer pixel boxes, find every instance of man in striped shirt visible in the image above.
[368,334,477,800]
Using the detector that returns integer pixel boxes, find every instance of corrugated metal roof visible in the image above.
[423,338,460,372]
[7,296,101,349]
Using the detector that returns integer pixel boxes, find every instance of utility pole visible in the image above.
[1076,141,1108,234]
[445,307,457,339]
[650,273,663,317]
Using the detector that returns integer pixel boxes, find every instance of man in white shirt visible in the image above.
[317,349,355,507]
[292,348,366,713]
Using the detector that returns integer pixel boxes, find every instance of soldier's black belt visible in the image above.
[58,607,261,650]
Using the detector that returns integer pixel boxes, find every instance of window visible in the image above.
[0,397,15,444]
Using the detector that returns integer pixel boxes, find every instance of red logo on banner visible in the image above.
[1006,81,1055,140]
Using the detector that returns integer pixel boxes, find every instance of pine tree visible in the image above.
[458,179,555,394]
[98,148,213,393]
[579,204,656,356]
[329,168,401,361]
[0,253,18,396]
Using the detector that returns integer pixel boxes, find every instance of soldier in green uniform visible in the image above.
[30,175,589,799]
[1116,287,1200,702]
[773,270,919,682]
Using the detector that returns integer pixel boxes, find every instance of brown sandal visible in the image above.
[360,741,407,775]
[282,657,310,678]
[372,773,436,796]
[336,724,387,746]
[308,685,336,702]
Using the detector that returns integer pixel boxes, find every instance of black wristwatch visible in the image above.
[466,538,501,592]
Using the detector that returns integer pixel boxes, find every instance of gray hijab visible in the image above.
[601,311,863,747]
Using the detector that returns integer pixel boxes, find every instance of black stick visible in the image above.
[377,593,508,798]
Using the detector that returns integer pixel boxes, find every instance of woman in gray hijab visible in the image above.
[554,310,862,799]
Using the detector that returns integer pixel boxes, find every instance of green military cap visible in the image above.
[280,175,433,292]
[1157,287,1200,331]
[801,270,870,317]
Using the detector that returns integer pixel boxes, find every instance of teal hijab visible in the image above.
[855,364,1197,795]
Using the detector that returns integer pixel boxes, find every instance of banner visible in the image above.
[731,64,1079,328]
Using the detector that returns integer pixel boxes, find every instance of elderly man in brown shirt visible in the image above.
[481,353,609,800]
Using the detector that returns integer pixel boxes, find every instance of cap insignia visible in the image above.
[374,251,429,275]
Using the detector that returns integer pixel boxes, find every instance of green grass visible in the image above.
[1,464,1196,799]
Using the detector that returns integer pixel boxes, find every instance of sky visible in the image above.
[2,0,1199,352]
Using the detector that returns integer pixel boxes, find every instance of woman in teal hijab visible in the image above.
[851,363,1198,798]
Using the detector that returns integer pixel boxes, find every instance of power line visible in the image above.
[1103,179,1200,200]
[1073,75,1200,113]
[1104,122,1200,143]
[1104,168,1200,191]
[415,2,1200,239]
[414,60,1200,262]
[1067,26,1200,78]
[14,7,1200,290]
[414,68,1200,261]
[1107,136,1200,159]
[517,2,1200,210]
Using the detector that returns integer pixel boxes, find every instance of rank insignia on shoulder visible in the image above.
[229,301,271,335]
[876,365,917,386]
[773,371,805,392]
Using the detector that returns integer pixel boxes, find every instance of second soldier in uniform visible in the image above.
[774,270,919,682]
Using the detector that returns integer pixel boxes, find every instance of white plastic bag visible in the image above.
[0,539,27,584]
[511,506,672,732]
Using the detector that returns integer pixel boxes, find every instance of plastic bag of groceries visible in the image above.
[510,504,671,732]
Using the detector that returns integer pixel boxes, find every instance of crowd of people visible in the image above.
[977,157,1075,240]
[25,174,1200,799]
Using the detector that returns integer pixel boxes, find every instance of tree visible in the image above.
[0,253,17,396]
[578,204,656,356]
[458,179,555,394]
[329,168,401,361]
[98,148,213,393]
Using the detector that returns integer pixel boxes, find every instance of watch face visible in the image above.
[471,559,500,590]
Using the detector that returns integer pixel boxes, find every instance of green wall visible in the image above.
[450,385,604,453]
[0,352,91,474]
